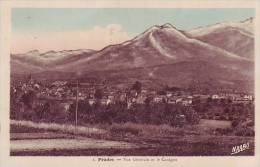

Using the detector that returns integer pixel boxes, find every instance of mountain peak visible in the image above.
[161,23,176,29]
[133,22,186,44]
[152,23,177,30]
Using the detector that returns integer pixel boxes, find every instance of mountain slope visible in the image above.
[11,59,44,74]
[11,49,96,68]
[186,17,254,59]
[63,60,253,93]
[54,23,250,73]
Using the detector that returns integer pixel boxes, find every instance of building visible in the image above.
[100,98,112,105]
[88,99,95,106]
[243,95,254,101]
[212,94,220,99]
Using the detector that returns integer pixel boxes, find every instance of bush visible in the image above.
[110,125,140,136]
[234,127,255,136]
[215,128,232,135]
[232,120,240,128]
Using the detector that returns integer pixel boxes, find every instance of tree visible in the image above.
[35,102,50,120]
[132,81,142,94]
[21,90,36,109]
[220,98,226,105]
[224,107,230,113]
[94,88,103,100]
[68,100,92,123]
[207,97,212,103]
[144,96,152,108]
[157,90,166,95]
[185,107,200,125]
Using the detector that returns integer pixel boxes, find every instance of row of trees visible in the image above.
[193,98,254,121]
[11,97,200,127]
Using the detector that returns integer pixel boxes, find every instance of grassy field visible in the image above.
[11,120,107,135]
[10,120,255,156]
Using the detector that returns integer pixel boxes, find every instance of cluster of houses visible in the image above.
[211,93,254,104]
[11,76,255,114]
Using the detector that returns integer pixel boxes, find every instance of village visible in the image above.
[11,75,254,109]
[10,75,254,123]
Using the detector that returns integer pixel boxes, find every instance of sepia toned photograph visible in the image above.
[0,0,259,166]
[8,6,256,157]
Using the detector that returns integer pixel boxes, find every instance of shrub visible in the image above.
[231,120,240,128]
[215,128,232,135]
[234,127,255,136]
[110,125,140,136]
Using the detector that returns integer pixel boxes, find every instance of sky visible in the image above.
[12,8,255,53]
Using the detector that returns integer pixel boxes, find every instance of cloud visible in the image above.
[12,24,130,53]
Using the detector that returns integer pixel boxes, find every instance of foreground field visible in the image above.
[11,136,138,152]
[10,120,254,156]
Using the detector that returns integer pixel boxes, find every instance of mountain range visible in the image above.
[11,18,255,92]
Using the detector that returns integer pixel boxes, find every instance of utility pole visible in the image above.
[75,79,79,135]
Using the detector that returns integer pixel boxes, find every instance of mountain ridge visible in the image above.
[11,18,255,92]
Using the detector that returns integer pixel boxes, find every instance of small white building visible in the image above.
[212,94,220,99]
[243,95,253,101]
[88,99,95,106]
[100,98,112,105]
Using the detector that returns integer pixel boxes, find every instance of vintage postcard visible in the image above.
[0,0,260,167]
